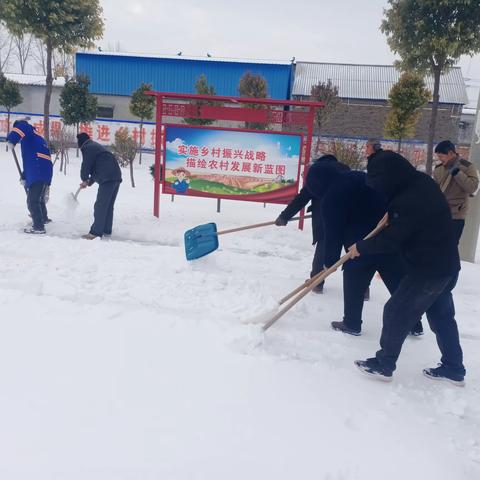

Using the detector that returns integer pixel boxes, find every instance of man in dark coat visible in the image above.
[351,151,465,386]
[275,155,350,293]
[305,162,423,336]
[77,133,122,240]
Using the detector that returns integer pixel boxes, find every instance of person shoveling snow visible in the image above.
[76,133,122,240]
[7,119,53,235]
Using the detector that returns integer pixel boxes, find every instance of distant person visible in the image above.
[365,138,383,163]
[305,161,423,336]
[352,151,465,386]
[433,140,479,244]
[77,133,122,240]
[275,154,350,294]
[7,119,53,234]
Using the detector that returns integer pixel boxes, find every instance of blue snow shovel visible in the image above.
[184,214,312,261]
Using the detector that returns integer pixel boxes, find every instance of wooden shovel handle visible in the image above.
[264,213,389,331]
[217,214,312,236]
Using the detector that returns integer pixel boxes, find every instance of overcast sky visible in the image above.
[98,0,480,108]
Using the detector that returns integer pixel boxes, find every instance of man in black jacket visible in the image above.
[351,151,465,386]
[77,133,122,240]
[305,162,423,336]
[275,155,350,293]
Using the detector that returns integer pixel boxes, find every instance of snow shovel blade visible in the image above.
[184,222,219,260]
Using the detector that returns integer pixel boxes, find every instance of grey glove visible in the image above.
[275,216,288,226]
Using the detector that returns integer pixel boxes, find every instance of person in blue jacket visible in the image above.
[7,119,53,234]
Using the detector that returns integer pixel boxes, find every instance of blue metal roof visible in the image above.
[76,52,293,100]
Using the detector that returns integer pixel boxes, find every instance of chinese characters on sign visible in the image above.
[164,125,302,203]
[177,144,286,177]
[0,113,157,149]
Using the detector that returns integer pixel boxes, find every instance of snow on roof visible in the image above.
[293,62,468,105]
[4,73,66,88]
[80,50,292,66]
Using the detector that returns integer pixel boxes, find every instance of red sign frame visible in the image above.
[146,91,324,230]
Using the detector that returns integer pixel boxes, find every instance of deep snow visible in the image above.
[0,146,479,480]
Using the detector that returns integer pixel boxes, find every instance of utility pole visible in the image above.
[459,91,480,262]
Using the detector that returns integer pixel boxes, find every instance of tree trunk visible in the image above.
[129,159,135,188]
[397,137,402,153]
[426,66,441,175]
[43,37,53,143]
[139,119,143,165]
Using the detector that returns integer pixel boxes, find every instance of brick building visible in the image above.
[292,62,468,144]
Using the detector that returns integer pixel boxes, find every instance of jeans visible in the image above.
[27,181,49,230]
[90,181,120,237]
[376,273,465,376]
[342,255,423,334]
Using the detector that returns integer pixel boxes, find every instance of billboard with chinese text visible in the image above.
[163,125,302,203]
[0,112,156,150]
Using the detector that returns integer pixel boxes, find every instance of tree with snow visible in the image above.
[381,0,480,174]
[0,0,104,143]
[184,74,216,127]
[129,82,155,165]
[60,74,98,157]
[238,71,269,130]
[384,71,430,152]
[0,72,22,148]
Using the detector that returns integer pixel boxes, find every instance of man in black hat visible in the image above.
[304,161,423,337]
[275,154,350,293]
[77,133,122,240]
[351,151,465,386]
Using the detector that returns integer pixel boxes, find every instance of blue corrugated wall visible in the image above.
[76,53,293,100]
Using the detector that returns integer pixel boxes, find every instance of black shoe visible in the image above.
[355,358,393,382]
[24,227,46,234]
[312,283,324,294]
[409,329,424,337]
[423,364,465,387]
[44,218,52,224]
[331,321,361,336]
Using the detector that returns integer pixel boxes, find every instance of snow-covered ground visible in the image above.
[0,146,479,480]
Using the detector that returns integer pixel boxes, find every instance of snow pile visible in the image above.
[0,147,479,480]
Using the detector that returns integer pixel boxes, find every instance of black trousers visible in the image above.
[376,273,465,376]
[343,256,423,334]
[452,219,465,245]
[27,181,49,230]
[310,240,325,278]
[90,181,120,237]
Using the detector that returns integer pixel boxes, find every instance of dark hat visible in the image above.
[367,150,416,196]
[434,140,456,154]
[77,132,90,148]
[305,162,342,200]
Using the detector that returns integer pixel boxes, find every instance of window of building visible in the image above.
[97,105,114,119]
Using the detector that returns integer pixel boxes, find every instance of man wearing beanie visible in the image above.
[275,154,350,294]
[77,133,122,240]
[305,162,423,337]
[350,151,465,386]
[433,140,478,243]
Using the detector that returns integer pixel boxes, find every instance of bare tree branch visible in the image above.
[12,33,33,74]
[0,25,14,73]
